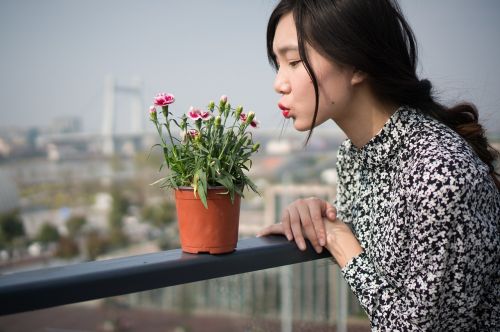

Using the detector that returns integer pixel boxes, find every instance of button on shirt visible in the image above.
[335,106,500,331]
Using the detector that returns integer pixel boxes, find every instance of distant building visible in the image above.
[50,116,82,134]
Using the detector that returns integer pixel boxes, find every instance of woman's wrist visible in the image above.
[325,220,363,268]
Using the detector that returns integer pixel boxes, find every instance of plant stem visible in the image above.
[153,121,170,167]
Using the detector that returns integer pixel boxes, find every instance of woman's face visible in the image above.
[272,12,357,131]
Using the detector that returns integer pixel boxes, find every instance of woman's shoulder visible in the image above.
[404,111,488,176]
[401,111,497,199]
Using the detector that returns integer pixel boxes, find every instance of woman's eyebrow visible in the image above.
[274,45,299,56]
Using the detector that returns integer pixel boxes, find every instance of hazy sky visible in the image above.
[1,0,499,135]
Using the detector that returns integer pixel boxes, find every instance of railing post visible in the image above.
[280,264,293,332]
[336,268,348,332]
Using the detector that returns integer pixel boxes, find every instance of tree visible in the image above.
[36,223,60,244]
[66,215,86,237]
[141,202,176,229]
[107,189,129,248]
[0,210,25,248]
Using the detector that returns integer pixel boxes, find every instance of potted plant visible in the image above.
[149,93,260,254]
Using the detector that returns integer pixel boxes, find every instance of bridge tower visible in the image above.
[101,75,144,155]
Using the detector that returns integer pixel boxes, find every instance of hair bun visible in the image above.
[419,79,432,96]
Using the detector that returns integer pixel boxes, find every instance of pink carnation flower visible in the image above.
[188,107,202,120]
[149,105,156,114]
[188,129,200,138]
[250,119,260,128]
[154,93,175,107]
[240,113,259,128]
[188,107,212,121]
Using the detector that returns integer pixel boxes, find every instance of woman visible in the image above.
[257,0,500,330]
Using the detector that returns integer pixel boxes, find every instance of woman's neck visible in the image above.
[334,86,399,149]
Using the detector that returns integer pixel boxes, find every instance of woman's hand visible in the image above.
[256,197,337,254]
[323,218,363,268]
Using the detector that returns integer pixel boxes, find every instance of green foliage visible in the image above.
[105,189,129,249]
[0,210,25,247]
[108,189,129,230]
[141,201,176,228]
[36,223,60,244]
[150,96,260,208]
[65,215,87,237]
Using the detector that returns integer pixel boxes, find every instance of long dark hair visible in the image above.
[266,0,500,189]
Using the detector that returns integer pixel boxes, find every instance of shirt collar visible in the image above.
[343,105,418,168]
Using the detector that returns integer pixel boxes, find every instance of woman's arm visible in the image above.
[323,219,363,268]
[330,161,499,331]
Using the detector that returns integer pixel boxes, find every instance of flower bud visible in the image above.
[215,115,221,127]
[235,105,243,119]
[246,111,255,124]
[219,95,227,109]
[180,114,187,130]
[252,143,260,152]
[208,101,215,112]
[149,106,157,121]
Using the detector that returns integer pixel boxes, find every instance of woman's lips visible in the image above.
[278,103,290,118]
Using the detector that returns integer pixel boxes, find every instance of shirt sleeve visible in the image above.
[341,160,499,331]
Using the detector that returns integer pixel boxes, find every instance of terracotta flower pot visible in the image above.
[174,187,241,254]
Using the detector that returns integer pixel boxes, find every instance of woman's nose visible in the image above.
[274,72,291,95]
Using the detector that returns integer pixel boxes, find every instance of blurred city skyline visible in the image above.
[1,0,500,135]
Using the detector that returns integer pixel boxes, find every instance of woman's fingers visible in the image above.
[296,201,323,253]
[257,197,337,254]
[308,198,327,247]
[323,201,337,220]
[256,223,284,237]
[280,209,293,241]
[288,206,307,251]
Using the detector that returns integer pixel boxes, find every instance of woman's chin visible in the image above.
[292,120,310,132]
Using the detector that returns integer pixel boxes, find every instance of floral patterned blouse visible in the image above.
[335,106,500,331]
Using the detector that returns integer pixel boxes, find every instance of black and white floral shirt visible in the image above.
[335,106,500,331]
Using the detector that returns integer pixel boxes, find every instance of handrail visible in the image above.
[0,235,332,315]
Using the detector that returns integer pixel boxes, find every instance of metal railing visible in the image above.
[0,235,334,316]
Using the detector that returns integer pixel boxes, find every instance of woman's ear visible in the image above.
[351,69,367,86]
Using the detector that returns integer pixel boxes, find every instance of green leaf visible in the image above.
[197,144,210,154]
[216,174,233,191]
[150,177,166,186]
[246,177,260,195]
[168,176,178,188]
[171,118,182,129]
[196,169,208,209]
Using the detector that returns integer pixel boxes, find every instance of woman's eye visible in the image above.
[289,60,302,68]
